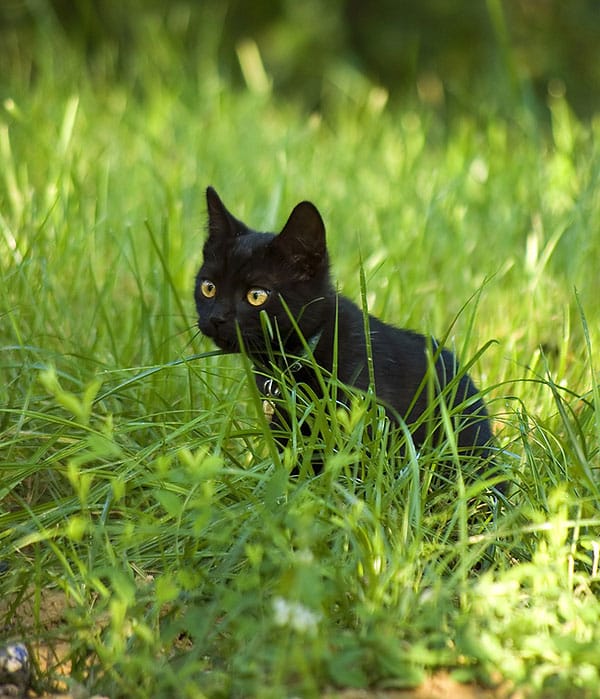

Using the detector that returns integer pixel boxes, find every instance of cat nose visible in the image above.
[209,313,227,329]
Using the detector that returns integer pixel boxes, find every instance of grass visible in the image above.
[1,12,600,699]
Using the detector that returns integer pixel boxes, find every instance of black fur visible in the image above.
[195,187,495,463]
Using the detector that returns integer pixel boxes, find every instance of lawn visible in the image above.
[1,11,600,699]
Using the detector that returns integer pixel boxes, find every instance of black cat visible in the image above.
[195,187,496,469]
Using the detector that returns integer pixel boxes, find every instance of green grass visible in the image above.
[1,15,600,699]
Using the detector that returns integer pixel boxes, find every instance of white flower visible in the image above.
[272,596,321,635]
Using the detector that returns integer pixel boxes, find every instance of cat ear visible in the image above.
[274,201,327,277]
[206,186,248,239]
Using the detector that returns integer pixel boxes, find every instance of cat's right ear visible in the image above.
[206,187,248,239]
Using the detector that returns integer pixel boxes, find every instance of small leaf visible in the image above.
[155,575,181,605]
[66,515,88,541]
[155,489,182,518]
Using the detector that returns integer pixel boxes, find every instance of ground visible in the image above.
[1,589,516,699]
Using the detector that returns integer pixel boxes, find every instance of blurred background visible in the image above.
[1,0,599,121]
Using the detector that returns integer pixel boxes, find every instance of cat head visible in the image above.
[195,187,333,357]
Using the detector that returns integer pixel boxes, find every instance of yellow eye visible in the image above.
[201,280,216,298]
[246,288,270,307]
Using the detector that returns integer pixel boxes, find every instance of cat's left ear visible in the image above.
[274,201,327,278]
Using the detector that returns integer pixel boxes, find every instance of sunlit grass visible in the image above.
[1,14,600,699]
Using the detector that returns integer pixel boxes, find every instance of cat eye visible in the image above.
[200,280,216,298]
[246,288,270,307]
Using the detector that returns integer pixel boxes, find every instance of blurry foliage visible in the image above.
[1,0,599,118]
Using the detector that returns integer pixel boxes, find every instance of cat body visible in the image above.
[195,187,494,461]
